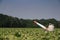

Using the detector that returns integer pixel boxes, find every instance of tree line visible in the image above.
[0,13,60,28]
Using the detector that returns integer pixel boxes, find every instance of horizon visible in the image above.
[0,13,59,21]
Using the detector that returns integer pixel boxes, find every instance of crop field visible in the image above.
[0,28,60,40]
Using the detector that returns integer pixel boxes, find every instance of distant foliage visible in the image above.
[0,13,60,28]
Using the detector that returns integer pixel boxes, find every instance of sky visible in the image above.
[0,0,60,20]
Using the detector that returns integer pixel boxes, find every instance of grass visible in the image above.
[0,28,60,40]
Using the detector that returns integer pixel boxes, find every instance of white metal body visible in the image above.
[34,21,54,31]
